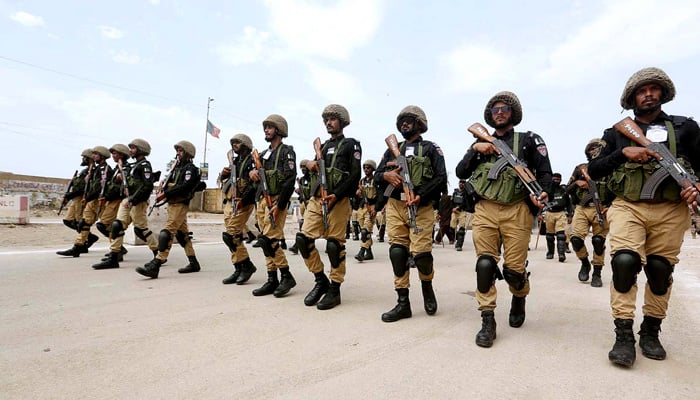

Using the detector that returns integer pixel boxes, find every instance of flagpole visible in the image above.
[204,97,214,167]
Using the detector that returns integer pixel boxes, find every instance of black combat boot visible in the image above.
[363,247,373,261]
[608,318,636,367]
[222,262,242,284]
[280,239,287,250]
[317,281,341,310]
[378,224,385,242]
[578,257,591,282]
[639,316,666,360]
[591,265,603,287]
[545,235,555,259]
[273,267,296,297]
[354,247,366,262]
[509,295,526,328]
[381,288,412,322]
[421,280,437,315]
[304,272,330,306]
[557,239,567,262]
[86,233,99,249]
[345,221,351,239]
[475,310,497,348]
[56,244,88,257]
[178,255,201,273]
[252,270,279,296]
[236,258,257,284]
[92,251,120,270]
[245,231,256,243]
[352,222,360,241]
[565,242,572,253]
[102,246,128,262]
[455,228,465,252]
[136,258,162,279]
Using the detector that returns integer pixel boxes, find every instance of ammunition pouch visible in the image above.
[407,155,433,187]
[608,159,692,202]
[470,159,528,204]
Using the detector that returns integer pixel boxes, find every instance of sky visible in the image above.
[2,0,700,190]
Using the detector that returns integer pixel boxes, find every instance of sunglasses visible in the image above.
[490,105,511,114]
[363,165,373,169]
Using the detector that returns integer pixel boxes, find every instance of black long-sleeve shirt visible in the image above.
[315,135,362,201]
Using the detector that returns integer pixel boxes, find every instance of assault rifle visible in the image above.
[96,164,108,216]
[252,149,276,228]
[117,158,130,208]
[222,149,238,215]
[58,170,78,215]
[614,117,700,208]
[579,165,605,228]
[148,158,178,216]
[383,134,422,233]
[81,162,94,205]
[467,122,552,210]
[313,138,330,231]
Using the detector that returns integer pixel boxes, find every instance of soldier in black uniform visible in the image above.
[589,67,700,367]
[375,105,447,322]
[250,114,297,297]
[544,173,573,262]
[136,140,203,279]
[296,104,361,310]
[354,159,379,262]
[451,179,472,252]
[456,91,552,347]
[288,159,312,255]
[59,148,94,236]
[220,133,258,285]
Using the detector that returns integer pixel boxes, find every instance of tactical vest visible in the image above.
[549,186,568,211]
[311,138,348,194]
[126,160,149,193]
[452,188,464,205]
[299,175,312,201]
[262,147,286,196]
[607,118,694,202]
[470,132,529,204]
[223,154,250,200]
[361,177,377,200]
[401,141,433,187]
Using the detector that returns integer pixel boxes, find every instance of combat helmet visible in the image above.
[230,133,253,150]
[620,67,676,110]
[92,146,111,159]
[174,140,196,158]
[262,114,288,137]
[363,160,377,170]
[584,138,605,161]
[81,148,93,158]
[396,105,428,133]
[109,144,130,158]
[129,138,151,156]
[322,104,351,127]
[484,91,523,128]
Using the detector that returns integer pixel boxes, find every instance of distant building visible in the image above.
[0,171,68,207]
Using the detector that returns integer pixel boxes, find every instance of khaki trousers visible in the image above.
[223,202,254,264]
[111,199,158,253]
[571,205,608,266]
[256,197,288,271]
[155,202,195,262]
[65,199,83,224]
[386,198,434,288]
[357,206,376,249]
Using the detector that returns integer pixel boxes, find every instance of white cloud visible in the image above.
[214,26,279,66]
[110,50,141,64]
[264,0,385,60]
[11,11,44,27]
[439,44,512,93]
[99,25,124,39]
[303,61,363,103]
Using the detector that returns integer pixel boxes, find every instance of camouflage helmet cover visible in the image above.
[92,146,111,159]
[81,148,93,158]
[396,105,428,133]
[584,138,606,160]
[620,67,676,110]
[362,159,377,170]
[484,91,523,128]
[322,104,351,127]
[129,138,151,155]
[109,144,130,157]
[230,133,253,150]
[174,140,196,158]
[262,114,288,137]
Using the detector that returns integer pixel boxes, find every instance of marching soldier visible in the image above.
[220,134,258,285]
[456,91,552,347]
[589,67,700,366]
[249,114,297,297]
[136,140,204,279]
[296,104,361,310]
[59,148,94,237]
[375,105,447,322]
[92,139,159,269]
[288,159,312,255]
[451,179,472,252]
[57,146,112,257]
[544,173,573,262]
[565,139,613,287]
[354,159,379,262]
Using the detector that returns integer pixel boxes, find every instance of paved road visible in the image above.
[1,230,699,399]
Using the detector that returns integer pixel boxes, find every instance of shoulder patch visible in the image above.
[536,144,548,157]
[436,146,443,156]
[353,151,361,160]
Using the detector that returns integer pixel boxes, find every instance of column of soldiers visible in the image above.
[55,66,700,368]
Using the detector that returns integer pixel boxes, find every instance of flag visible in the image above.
[207,120,221,138]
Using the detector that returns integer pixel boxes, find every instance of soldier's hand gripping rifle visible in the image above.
[117,158,130,208]
[313,138,330,231]
[579,165,605,228]
[58,170,78,216]
[148,158,178,216]
[384,133,422,234]
[252,149,276,228]
[614,117,700,211]
[81,162,94,206]
[467,122,552,210]
[96,165,108,216]
[221,149,238,215]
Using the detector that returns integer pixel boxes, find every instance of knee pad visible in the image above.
[555,231,567,242]
[475,255,500,293]
[134,226,150,242]
[413,252,434,276]
[258,235,276,257]
[158,230,172,252]
[175,231,191,248]
[546,233,555,242]
[295,233,315,259]
[389,244,410,278]
[456,228,466,240]
[62,219,74,229]
[611,250,642,293]
[222,232,237,253]
[361,228,369,242]
[110,220,125,239]
[96,222,109,237]
[326,238,345,268]
[644,255,674,296]
[591,235,606,256]
[570,236,585,252]
[503,266,529,291]
[77,219,88,232]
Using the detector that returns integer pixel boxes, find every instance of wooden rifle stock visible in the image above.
[384,134,421,233]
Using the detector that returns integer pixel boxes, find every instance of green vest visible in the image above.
[470,132,529,204]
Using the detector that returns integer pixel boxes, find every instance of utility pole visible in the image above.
[203,96,214,170]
